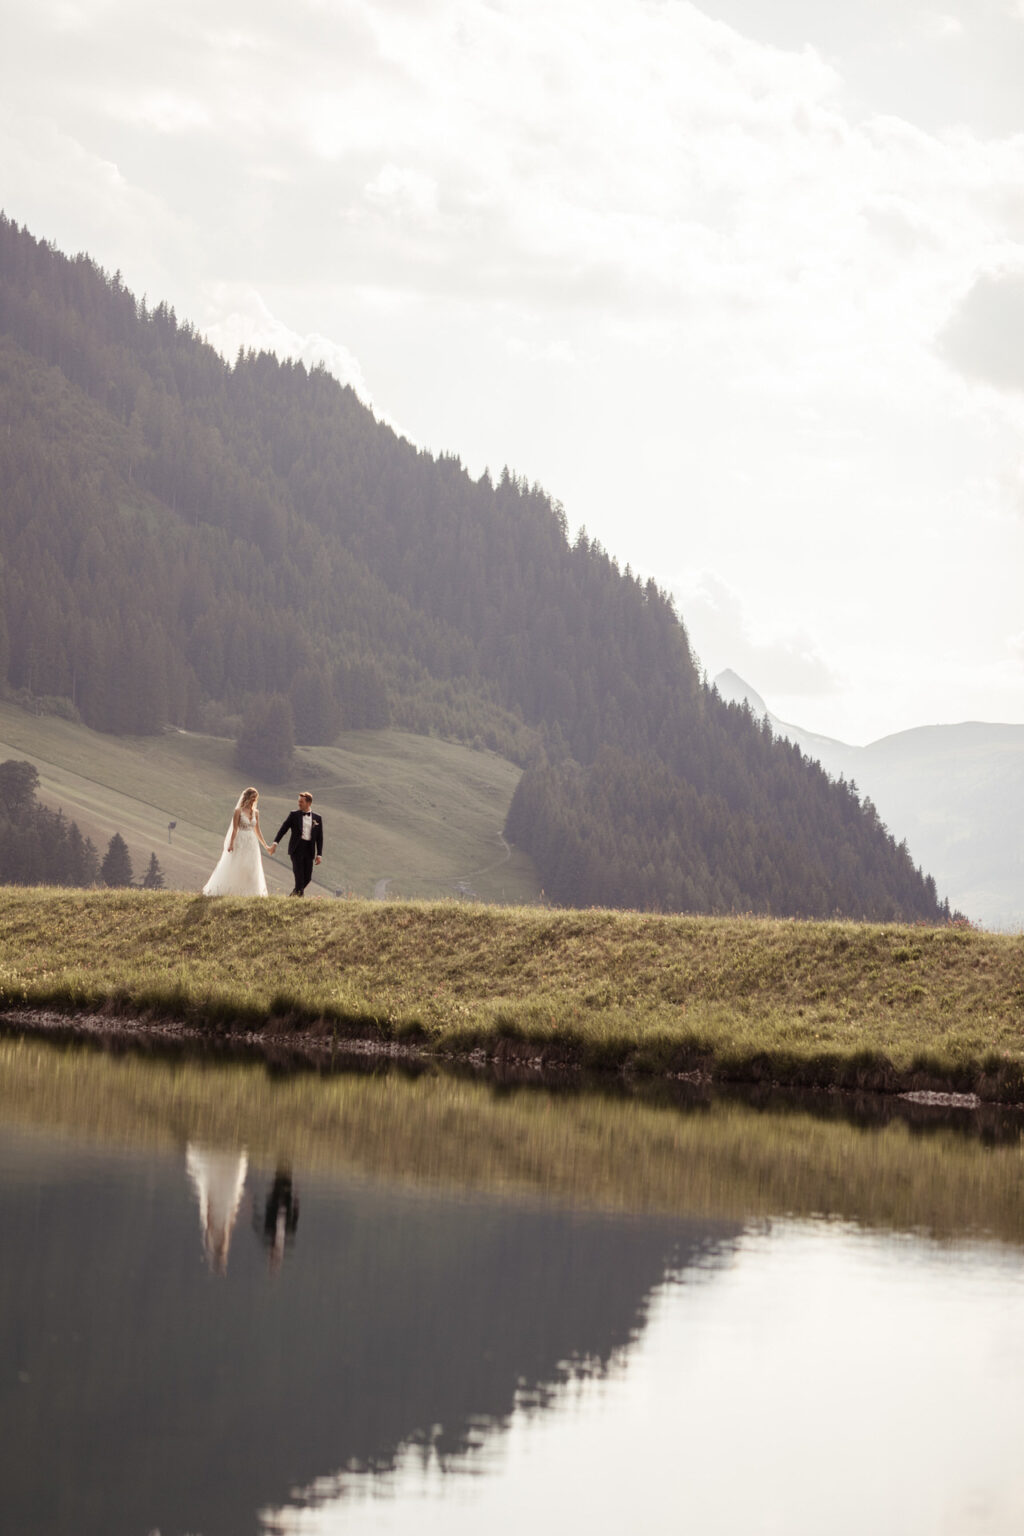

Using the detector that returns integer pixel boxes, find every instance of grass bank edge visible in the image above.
[2,888,1022,1100]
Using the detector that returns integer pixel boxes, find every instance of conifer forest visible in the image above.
[0,216,949,920]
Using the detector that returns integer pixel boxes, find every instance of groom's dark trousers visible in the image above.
[290,841,315,897]
[273,810,324,896]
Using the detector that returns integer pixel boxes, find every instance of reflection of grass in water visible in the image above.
[3,1034,1024,1246]
[1,889,1023,1097]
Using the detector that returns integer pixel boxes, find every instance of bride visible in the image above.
[203,786,272,896]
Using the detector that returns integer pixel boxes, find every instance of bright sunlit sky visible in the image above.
[3,0,1024,743]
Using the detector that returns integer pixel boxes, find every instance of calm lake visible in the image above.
[3,1029,1024,1536]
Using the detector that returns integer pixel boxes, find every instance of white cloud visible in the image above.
[364,164,440,223]
[200,286,372,400]
[0,104,190,294]
[115,92,211,134]
[674,574,841,697]
[1,0,1023,736]
[938,267,1024,391]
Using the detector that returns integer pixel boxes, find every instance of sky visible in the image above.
[3,0,1024,745]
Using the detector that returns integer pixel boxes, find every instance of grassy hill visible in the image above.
[1,889,1022,1099]
[0,699,540,903]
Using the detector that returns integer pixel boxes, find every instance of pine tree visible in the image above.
[291,665,341,744]
[100,832,134,887]
[66,823,101,886]
[234,693,295,783]
[0,759,40,816]
[141,851,165,889]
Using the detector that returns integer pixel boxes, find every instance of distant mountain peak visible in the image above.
[712,666,1024,930]
[714,670,769,718]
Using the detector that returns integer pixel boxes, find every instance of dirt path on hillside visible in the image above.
[451,828,512,899]
[371,828,513,901]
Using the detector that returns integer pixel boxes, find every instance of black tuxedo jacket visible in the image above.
[274,810,323,858]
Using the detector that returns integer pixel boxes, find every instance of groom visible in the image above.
[270,792,324,897]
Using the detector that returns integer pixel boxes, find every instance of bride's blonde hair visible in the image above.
[239,787,259,811]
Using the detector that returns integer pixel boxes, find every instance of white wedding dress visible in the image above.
[203,811,268,897]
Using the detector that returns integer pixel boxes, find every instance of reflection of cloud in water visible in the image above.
[249,1198,740,1533]
[267,1223,1024,1536]
[0,1130,739,1536]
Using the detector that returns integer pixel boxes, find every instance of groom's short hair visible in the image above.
[299,791,313,804]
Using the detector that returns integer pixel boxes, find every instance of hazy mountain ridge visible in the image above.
[715,670,1024,931]
[0,214,950,920]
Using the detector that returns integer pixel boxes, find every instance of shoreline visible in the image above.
[2,890,1023,1103]
[0,1003,643,1085]
[1,1004,1011,1118]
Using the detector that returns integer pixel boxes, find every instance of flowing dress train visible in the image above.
[202,812,268,896]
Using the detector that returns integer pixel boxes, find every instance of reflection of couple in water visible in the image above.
[258,1168,301,1271]
[186,1145,299,1274]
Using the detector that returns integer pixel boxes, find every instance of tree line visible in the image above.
[0,214,950,920]
[0,759,164,888]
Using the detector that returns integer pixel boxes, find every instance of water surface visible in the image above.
[2,1032,1024,1535]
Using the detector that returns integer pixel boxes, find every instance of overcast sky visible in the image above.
[3,0,1024,743]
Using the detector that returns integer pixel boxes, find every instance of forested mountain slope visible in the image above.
[0,214,949,920]
[716,670,1024,931]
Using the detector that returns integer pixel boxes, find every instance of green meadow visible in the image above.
[0,698,540,903]
[1,888,1022,1099]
